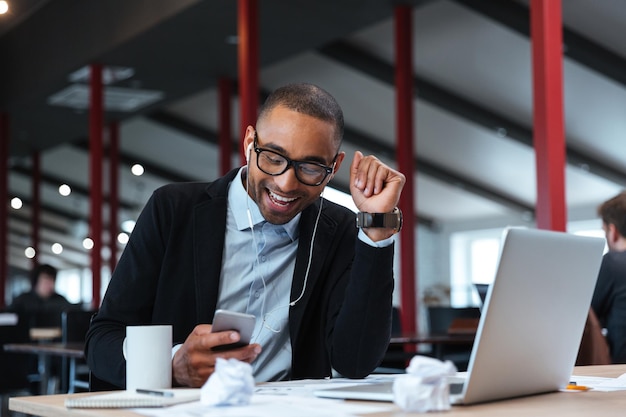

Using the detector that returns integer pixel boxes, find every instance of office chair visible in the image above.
[427,306,480,371]
[0,313,33,414]
[61,310,96,392]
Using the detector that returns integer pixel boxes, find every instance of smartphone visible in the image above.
[210,309,256,351]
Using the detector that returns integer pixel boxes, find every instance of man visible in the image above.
[86,83,406,388]
[9,263,72,318]
[591,191,626,363]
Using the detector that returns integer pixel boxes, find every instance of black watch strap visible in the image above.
[356,207,402,231]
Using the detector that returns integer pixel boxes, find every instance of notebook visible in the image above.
[314,228,605,405]
[65,389,201,408]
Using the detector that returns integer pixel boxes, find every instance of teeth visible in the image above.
[269,191,296,203]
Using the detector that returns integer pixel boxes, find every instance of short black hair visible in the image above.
[598,191,626,237]
[31,263,58,287]
[258,83,344,147]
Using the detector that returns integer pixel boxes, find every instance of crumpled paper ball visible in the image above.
[392,355,457,413]
[201,357,255,406]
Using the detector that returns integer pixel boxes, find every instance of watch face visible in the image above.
[356,210,402,231]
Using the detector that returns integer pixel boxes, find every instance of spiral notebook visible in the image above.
[65,389,201,408]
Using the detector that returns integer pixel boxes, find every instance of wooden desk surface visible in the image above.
[9,365,626,417]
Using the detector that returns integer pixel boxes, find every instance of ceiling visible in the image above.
[2,0,626,273]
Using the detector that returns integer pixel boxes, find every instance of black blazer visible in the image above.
[85,168,395,388]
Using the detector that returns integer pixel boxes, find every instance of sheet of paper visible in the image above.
[134,394,393,417]
[133,377,396,417]
[570,374,626,392]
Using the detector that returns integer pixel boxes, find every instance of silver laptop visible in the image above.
[315,228,605,405]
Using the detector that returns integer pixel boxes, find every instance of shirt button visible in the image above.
[254,291,260,298]
[261,256,266,262]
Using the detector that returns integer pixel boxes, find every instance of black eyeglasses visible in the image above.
[253,131,336,186]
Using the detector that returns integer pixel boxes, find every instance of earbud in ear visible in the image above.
[327,162,336,182]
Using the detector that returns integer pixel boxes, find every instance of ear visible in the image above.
[608,223,619,243]
[242,126,255,164]
[327,151,346,182]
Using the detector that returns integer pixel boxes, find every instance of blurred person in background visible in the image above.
[592,191,626,363]
[8,263,72,318]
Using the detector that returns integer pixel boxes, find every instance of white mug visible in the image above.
[123,325,172,390]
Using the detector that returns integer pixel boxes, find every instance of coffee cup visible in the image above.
[123,325,172,390]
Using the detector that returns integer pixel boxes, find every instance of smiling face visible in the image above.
[243,105,345,225]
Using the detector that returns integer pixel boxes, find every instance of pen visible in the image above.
[136,388,174,397]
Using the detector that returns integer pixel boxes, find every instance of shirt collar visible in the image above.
[229,167,300,241]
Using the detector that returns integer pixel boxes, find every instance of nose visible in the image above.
[272,165,300,191]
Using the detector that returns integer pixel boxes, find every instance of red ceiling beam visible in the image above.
[531,0,566,231]
[395,6,417,334]
[90,63,104,308]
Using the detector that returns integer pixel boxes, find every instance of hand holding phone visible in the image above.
[210,310,256,351]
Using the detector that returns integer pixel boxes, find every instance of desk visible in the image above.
[390,333,475,345]
[4,342,84,395]
[30,327,62,341]
[9,365,626,417]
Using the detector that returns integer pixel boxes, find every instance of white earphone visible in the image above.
[246,143,253,164]
[327,162,336,182]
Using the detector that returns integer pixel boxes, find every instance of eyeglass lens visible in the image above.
[257,150,329,186]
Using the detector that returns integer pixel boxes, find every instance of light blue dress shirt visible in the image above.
[217,168,300,381]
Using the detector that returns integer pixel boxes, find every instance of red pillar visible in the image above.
[31,151,41,268]
[238,0,259,165]
[0,112,9,309]
[219,77,233,175]
[395,6,417,334]
[530,0,566,231]
[89,64,104,308]
[109,122,119,274]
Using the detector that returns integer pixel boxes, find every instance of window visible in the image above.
[449,220,606,307]
[450,228,504,307]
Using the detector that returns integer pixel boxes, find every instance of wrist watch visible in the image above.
[356,207,403,232]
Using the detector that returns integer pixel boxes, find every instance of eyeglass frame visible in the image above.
[252,130,338,186]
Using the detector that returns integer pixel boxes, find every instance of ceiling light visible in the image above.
[121,220,136,233]
[10,197,22,209]
[131,164,144,176]
[59,184,71,196]
[0,1,8,14]
[68,65,135,85]
[117,232,129,245]
[83,238,94,250]
[51,243,63,254]
[25,247,36,259]
[47,84,164,112]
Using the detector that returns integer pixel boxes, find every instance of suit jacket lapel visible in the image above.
[193,169,239,322]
